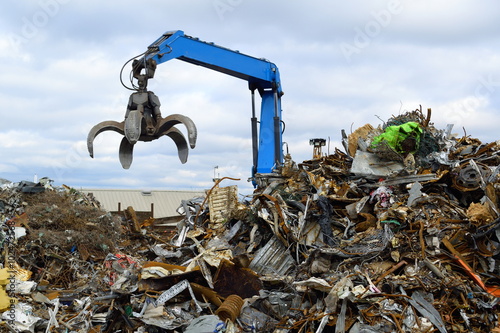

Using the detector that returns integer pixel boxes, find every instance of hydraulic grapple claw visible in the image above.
[87,111,197,169]
[88,59,196,169]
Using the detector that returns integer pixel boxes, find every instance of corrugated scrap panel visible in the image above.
[249,236,295,276]
[208,185,238,225]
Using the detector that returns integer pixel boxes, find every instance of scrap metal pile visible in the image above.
[1,107,500,332]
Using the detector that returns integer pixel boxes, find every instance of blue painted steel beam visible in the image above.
[146,30,282,94]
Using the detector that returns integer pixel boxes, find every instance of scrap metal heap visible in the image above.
[2,106,500,332]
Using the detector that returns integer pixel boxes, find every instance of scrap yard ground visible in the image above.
[0,109,499,332]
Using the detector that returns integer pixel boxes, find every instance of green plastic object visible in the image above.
[371,122,422,154]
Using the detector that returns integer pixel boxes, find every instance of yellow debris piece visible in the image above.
[0,287,16,311]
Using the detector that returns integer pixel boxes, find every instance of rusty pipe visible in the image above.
[215,294,244,322]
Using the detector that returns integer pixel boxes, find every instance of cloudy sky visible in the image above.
[1,0,500,195]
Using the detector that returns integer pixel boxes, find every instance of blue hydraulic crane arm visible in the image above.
[144,30,283,94]
[139,30,284,177]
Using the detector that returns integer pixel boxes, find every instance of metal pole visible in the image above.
[251,89,258,175]
[273,90,281,169]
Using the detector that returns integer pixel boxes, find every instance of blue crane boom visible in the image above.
[140,30,284,178]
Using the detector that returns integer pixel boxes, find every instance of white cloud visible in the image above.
[0,0,499,192]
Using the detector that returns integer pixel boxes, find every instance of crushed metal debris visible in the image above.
[1,107,500,332]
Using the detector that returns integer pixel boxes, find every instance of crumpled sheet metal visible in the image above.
[351,150,405,179]
[248,236,295,276]
[403,288,447,333]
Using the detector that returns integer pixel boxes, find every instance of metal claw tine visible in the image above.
[87,121,125,158]
[158,114,197,149]
[119,137,135,169]
[162,127,189,164]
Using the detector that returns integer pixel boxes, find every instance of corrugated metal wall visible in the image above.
[80,189,205,218]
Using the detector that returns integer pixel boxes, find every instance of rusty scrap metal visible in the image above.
[215,294,244,322]
[7,107,500,332]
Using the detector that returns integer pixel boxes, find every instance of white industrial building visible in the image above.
[80,189,206,219]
